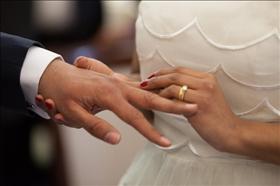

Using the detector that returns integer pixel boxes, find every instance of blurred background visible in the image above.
[1,1,146,186]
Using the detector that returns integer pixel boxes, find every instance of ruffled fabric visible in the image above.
[119,144,280,186]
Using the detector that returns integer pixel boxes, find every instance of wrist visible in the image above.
[38,58,70,97]
[223,117,247,154]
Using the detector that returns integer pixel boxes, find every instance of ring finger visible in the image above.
[159,84,199,103]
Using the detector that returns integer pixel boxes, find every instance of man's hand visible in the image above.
[73,56,130,82]
[38,58,197,146]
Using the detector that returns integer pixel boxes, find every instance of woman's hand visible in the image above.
[140,67,280,164]
[140,67,241,151]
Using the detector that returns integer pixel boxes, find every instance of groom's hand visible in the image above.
[37,57,137,118]
[73,56,130,82]
[38,58,197,146]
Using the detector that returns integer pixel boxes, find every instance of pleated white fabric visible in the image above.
[120,143,280,186]
[119,1,280,185]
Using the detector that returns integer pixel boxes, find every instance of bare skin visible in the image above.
[140,67,280,165]
[37,57,197,146]
[38,56,280,165]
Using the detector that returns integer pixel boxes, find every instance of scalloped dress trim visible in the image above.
[139,49,280,89]
[139,15,280,50]
[139,50,280,117]
[236,97,280,116]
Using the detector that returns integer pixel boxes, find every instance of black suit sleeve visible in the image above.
[0,32,43,113]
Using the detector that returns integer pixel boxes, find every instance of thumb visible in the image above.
[74,56,114,75]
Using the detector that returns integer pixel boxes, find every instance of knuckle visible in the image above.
[174,66,184,73]
[166,87,173,95]
[143,92,157,107]
[87,120,104,134]
[201,78,216,91]
[109,76,121,85]
[129,111,144,125]
[168,85,177,95]
[169,74,178,82]
[99,79,119,96]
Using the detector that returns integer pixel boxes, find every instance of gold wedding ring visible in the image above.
[178,85,188,101]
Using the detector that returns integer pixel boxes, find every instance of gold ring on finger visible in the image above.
[178,85,188,101]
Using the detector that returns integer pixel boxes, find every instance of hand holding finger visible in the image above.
[127,87,198,115]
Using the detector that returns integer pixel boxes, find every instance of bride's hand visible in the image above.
[140,67,241,151]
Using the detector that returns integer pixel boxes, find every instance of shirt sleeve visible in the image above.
[20,46,63,119]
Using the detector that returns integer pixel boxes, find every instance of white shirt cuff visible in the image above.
[20,46,63,119]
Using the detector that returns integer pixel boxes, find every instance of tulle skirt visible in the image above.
[119,143,280,186]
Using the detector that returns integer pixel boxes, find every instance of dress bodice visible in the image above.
[136,1,280,157]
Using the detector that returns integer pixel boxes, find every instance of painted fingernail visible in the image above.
[140,80,148,87]
[45,102,53,110]
[104,132,121,145]
[160,136,171,146]
[148,73,155,79]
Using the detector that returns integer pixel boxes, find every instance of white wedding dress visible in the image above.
[120,1,280,185]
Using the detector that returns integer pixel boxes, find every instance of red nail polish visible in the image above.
[148,74,155,79]
[45,102,52,110]
[35,97,42,103]
[140,80,148,87]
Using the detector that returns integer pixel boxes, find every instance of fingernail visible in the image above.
[140,80,148,87]
[45,102,52,110]
[35,96,42,103]
[185,104,198,110]
[56,119,64,124]
[160,136,171,146]
[147,73,155,79]
[56,117,64,123]
[104,132,121,145]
